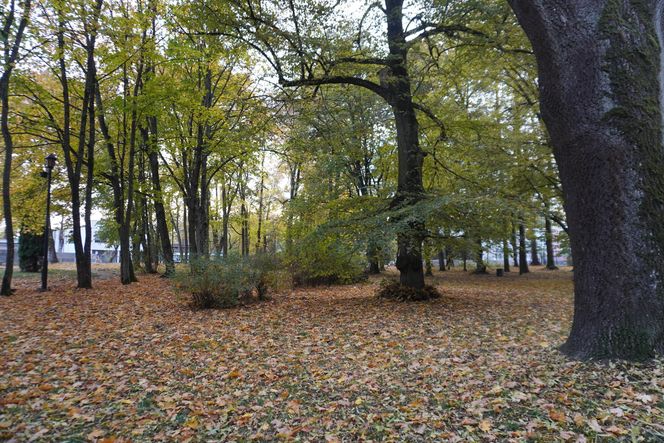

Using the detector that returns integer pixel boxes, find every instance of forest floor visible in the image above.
[1,265,663,442]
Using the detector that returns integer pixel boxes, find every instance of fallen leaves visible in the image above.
[1,267,663,441]
[478,418,492,432]
[549,408,567,423]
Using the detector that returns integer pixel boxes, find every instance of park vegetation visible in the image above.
[1,0,663,362]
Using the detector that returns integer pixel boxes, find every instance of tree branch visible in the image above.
[280,76,390,101]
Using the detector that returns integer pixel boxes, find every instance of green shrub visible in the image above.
[177,254,288,309]
[289,239,367,286]
[18,228,43,272]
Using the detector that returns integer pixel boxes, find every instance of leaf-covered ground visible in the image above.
[1,266,663,442]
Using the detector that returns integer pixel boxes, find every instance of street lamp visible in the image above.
[40,153,57,292]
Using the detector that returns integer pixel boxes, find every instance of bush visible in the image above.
[177,254,288,309]
[18,229,43,272]
[376,278,441,302]
[288,237,367,286]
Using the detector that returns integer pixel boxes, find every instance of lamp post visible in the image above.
[40,153,57,292]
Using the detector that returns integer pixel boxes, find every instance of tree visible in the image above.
[214,0,492,293]
[1,0,31,295]
[31,0,104,289]
[159,4,263,261]
[93,0,149,284]
[509,0,664,359]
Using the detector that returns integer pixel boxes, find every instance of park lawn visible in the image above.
[1,267,663,442]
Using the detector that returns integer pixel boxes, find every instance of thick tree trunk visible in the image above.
[502,239,511,272]
[518,223,529,275]
[385,0,426,291]
[473,238,487,274]
[509,0,664,358]
[446,247,454,270]
[391,101,425,289]
[530,235,542,266]
[367,242,381,274]
[545,215,558,270]
[438,250,446,272]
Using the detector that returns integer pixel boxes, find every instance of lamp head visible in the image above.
[45,153,57,170]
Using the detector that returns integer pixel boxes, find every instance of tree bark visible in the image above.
[530,235,542,266]
[544,215,558,270]
[48,228,58,263]
[509,0,664,358]
[171,206,183,262]
[147,117,175,276]
[473,238,487,274]
[1,0,31,295]
[183,204,188,262]
[511,224,519,268]
[518,222,529,275]
[255,158,265,254]
[56,0,101,289]
[438,250,446,272]
[367,242,381,274]
[502,239,511,272]
[1,73,15,296]
[95,82,137,284]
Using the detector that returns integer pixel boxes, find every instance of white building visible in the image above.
[52,220,119,263]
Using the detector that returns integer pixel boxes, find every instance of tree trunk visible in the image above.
[518,223,529,275]
[147,117,174,276]
[502,239,510,272]
[530,235,542,266]
[255,160,265,254]
[366,240,381,274]
[0,0,31,296]
[241,199,249,257]
[276,0,427,291]
[446,247,454,270]
[511,224,519,268]
[138,132,156,274]
[509,0,664,358]
[473,238,487,274]
[390,97,425,289]
[56,1,100,290]
[79,36,97,289]
[48,229,58,263]
[424,239,433,276]
[96,81,137,284]
[438,250,446,272]
[171,206,183,262]
[183,204,189,262]
[544,215,558,270]
[1,78,15,296]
